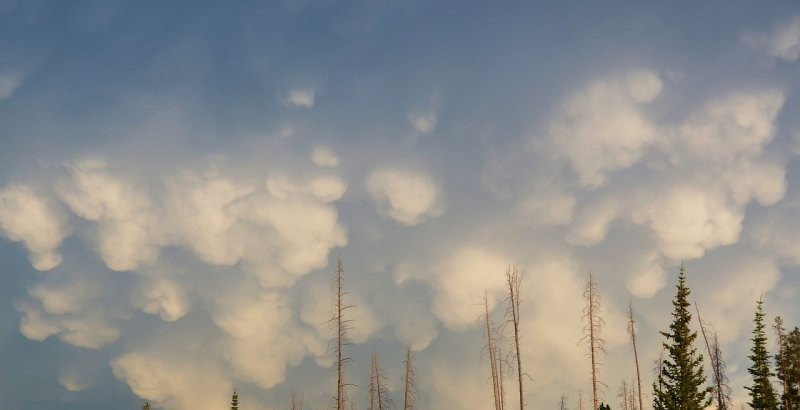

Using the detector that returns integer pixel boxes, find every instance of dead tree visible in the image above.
[402,346,418,410]
[710,332,732,410]
[369,354,377,410]
[627,380,638,410]
[618,380,630,410]
[775,316,790,410]
[559,394,568,410]
[331,258,354,410]
[505,266,526,409]
[695,302,728,410]
[291,388,304,410]
[626,301,644,410]
[581,271,606,410]
[483,292,505,410]
[371,352,393,410]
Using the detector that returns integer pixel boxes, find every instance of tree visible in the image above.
[483,292,505,410]
[331,258,354,410]
[142,402,151,410]
[775,327,800,409]
[231,389,239,410]
[746,298,779,410]
[370,352,393,410]
[581,271,606,410]
[402,346,418,410]
[599,402,611,410]
[626,301,644,410]
[696,302,731,410]
[652,263,711,410]
[505,266,526,409]
[291,388,304,410]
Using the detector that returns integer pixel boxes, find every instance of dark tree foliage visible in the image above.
[652,264,711,410]
[599,402,612,410]
[746,299,780,410]
[776,326,800,410]
[142,402,151,410]
[231,389,240,410]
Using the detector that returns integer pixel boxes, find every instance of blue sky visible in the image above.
[1,1,800,409]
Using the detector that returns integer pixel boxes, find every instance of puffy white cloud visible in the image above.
[516,190,576,228]
[547,70,662,188]
[0,184,70,270]
[366,168,442,226]
[311,145,340,168]
[112,352,231,410]
[283,88,316,108]
[0,71,24,99]
[427,247,509,330]
[133,277,190,322]
[744,16,800,62]
[57,160,159,271]
[625,253,666,299]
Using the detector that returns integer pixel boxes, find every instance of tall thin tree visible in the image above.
[402,346,418,410]
[627,300,644,410]
[696,301,728,410]
[746,298,779,410]
[371,352,393,410]
[331,258,354,410]
[484,292,504,410]
[231,389,240,410]
[505,266,526,409]
[774,317,790,410]
[581,271,606,410]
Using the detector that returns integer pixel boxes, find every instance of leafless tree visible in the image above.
[371,352,393,410]
[695,302,730,410]
[291,388,304,410]
[402,346,418,410]
[483,292,505,410]
[330,258,354,410]
[618,380,630,410]
[581,271,606,410]
[559,394,568,410]
[505,266,527,409]
[626,300,644,410]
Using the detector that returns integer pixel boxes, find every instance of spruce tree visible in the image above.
[142,402,151,410]
[746,299,780,409]
[776,327,800,410]
[231,389,240,410]
[599,402,612,410]
[652,263,711,410]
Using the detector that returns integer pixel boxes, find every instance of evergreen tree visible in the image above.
[775,327,800,410]
[746,299,780,409]
[142,402,151,410]
[652,264,711,410]
[599,402,612,410]
[231,389,240,410]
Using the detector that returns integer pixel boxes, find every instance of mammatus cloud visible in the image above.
[283,88,316,108]
[310,145,340,168]
[0,184,70,270]
[744,15,800,62]
[366,168,443,226]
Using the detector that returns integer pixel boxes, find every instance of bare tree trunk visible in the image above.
[559,394,568,410]
[711,333,731,410]
[403,346,418,410]
[579,390,584,410]
[498,335,506,410]
[618,380,629,410]
[484,293,502,410]
[695,302,725,410]
[370,353,377,410]
[332,258,353,410]
[506,266,526,410]
[371,352,392,410]
[582,272,606,410]
[626,301,644,410]
[774,316,790,410]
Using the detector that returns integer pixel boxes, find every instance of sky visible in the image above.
[1,1,800,409]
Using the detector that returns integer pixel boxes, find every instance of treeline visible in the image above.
[138,262,800,410]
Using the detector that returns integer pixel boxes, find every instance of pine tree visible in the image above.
[652,263,711,410]
[599,402,611,410]
[142,402,151,410]
[746,299,780,409]
[231,389,240,410]
[775,327,800,409]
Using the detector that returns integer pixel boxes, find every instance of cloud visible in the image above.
[311,145,340,168]
[0,71,24,99]
[743,16,800,62]
[366,168,442,226]
[547,70,663,188]
[283,88,316,108]
[0,184,70,270]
